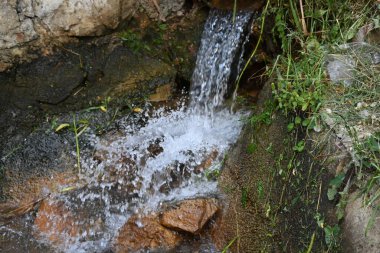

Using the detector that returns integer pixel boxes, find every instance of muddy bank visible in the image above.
[215,83,337,252]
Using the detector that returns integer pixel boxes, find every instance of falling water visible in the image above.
[191,9,253,113]
[1,9,254,253]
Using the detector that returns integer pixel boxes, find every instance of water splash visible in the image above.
[38,103,246,252]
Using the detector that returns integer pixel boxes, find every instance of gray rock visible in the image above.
[342,191,380,253]
[0,1,38,49]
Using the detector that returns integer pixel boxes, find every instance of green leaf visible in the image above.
[302,118,310,127]
[241,187,248,208]
[293,140,305,152]
[301,102,309,111]
[327,188,337,201]
[324,225,340,247]
[327,173,345,200]
[329,173,345,187]
[295,116,302,125]
[247,143,257,154]
[287,122,295,132]
[100,106,107,112]
[55,123,70,132]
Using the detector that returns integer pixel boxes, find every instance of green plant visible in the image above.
[247,142,258,154]
[249,100,275,129]
[232,0,237,24]
[327,173,345,201]
[205,167,221,181]
[324,224,341,249]
[293,140,305,152]
[257,180,264,200]
[55,116,90,174]
[241,187,249,208]
[120,30,151,53]
[222,236,239,253]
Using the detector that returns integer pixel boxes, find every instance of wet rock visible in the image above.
[160,198,219,234]
[34,199,80,243]
[158,162,192,194]
[147,138,164,157]
[0,128,78,203]
[342,191,380,253]
[194,150,219,173]
[13,51,85,106]
[149,83,173,102]
[34,198,105,245]
[114,214,182,253]
[101,46,176,99]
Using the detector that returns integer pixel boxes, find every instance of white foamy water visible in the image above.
[42,104,246,252]
[191,9,253,113]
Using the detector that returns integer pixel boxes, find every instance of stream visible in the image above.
[1,9,254,253]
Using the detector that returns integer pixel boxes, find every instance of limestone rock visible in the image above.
[140,0,186,20]
[0,1,38,49]
[342,191,380,253]
[160,198,219,234]
[33,0,136,37]
[114,214,182,253]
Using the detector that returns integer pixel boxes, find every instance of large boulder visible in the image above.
[0,0,190,71]
[32,0,136,37]
[0,0,137,46]
[342,191,380,253]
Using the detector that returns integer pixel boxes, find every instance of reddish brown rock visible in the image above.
[149,83,173,102]
[160,198,219,234]
[195,150,219,173]
[34,199,79,244]
[34,198,104,245]
[114,214,182,253]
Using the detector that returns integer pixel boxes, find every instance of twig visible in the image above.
[299,0,308,36]
[151,0,166,22]
[234,195,240,253]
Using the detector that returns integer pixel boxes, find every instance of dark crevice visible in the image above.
[175,74,191,93]
[36,71,88,106]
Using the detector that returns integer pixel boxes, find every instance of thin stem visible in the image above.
[73,115,81,174]
[233,0,271,103]
[299,0,308,35]
[232,0,237,24]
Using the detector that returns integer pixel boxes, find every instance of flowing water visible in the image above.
[1,9,253,253]
[191,9,253,113]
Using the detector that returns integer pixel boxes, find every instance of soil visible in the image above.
[215,83,337,252]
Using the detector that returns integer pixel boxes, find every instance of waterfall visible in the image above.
[190,9,253,113]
